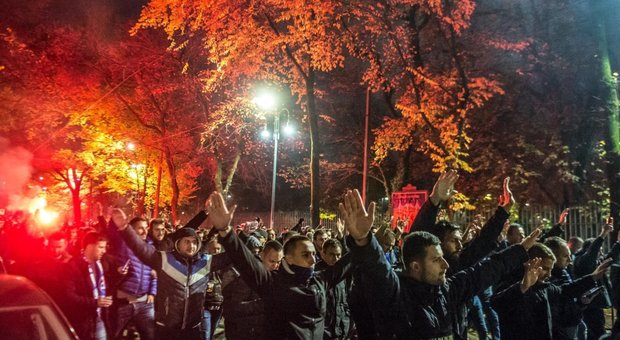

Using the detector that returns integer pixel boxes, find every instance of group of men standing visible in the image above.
[18,169,620,340]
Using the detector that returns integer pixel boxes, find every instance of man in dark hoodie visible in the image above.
[111,209,230,340]
[206,191,352,340]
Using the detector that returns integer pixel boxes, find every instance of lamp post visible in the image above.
[254,89,294,229]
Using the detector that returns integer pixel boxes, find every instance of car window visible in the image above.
[0,306,73,340]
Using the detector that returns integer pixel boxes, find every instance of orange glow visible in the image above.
[36,208,59,226]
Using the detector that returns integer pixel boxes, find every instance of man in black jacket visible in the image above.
[338,188,540,340]
[60,232,112,340]
[492,243,611,340]
[206,191,352,340]
[222,240,283,340]
[573,219,619,340]
[412,173,515,339]
[316,238,351,340]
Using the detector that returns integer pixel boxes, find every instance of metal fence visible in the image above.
[235,204,609,242]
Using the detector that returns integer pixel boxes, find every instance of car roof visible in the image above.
[0,275,56,307]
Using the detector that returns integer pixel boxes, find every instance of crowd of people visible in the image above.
[1,170,620,340]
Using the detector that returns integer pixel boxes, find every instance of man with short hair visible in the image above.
[106,217,157,340]
[545,236,585,339]
[313,229,328,262]
[339,189,539,339]
[492,242,611,340]
[149,219,172,251]
[60,232,112,340]
[222,240,284,340]
[111,209,230,340]
[207,192,351,339]
[317,238,351,340]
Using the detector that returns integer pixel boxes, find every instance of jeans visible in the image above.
[468,287,501,340]
[94,316,107,340]
[202,308,223,340]
[112,300,155,340]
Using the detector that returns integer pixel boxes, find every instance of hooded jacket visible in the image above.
[119,225,230,330]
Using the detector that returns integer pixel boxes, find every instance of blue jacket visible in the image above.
[106,221,157,297]
[120,226,230,330]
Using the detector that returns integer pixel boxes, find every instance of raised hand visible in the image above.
[205,192,237,232]
[520,257,542,293]
[429,170,459,206]
[593,258,613,280]
[111,208,129,230]
[335,218,345,239]
[520,228,542,250]
[338,189,376,246]
[600,217,614,239]
[498,177,515,212]
[558,208,570,225]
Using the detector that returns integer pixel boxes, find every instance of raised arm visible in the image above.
[111,209,161,269]
[206,192,273,295]
[339,189,401,309]
[460,177,513,267]
[449,228,540,304]
[574,221,612,277]
[410,170,459,233]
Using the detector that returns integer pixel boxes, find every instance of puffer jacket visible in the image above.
[120,226,230,330]
[106,221,156,297]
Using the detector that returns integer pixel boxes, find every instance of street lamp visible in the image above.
[254,89,295,229]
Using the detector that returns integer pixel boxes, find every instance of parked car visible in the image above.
[0,273,79,340]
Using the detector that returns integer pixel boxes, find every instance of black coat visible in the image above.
[316,260,352,340]
[221,268,265,340]
[349,234,528,340]
[219,231,352,340]
[492,276,596,340]
[411,201,511,339]
[574,237,620,309]
[60,257,111,340]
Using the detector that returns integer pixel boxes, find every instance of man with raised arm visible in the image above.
[339,189,540,340]
[206,191,352,340]
[110,208,230,340]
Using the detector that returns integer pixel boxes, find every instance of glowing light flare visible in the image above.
[126,142,136,151]
[28,197,47,214]
[36,208,60,226]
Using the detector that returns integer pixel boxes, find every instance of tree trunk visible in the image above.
[307,67,321,228]
[223,152,241,197]
[164,146,180,223]
[593,0,620,227]
[154,150,163,218]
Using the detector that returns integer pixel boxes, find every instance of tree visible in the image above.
[134,0,350,227]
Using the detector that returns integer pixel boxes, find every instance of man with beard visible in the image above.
[339,189,540,340]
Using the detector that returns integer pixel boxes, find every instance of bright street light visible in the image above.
[261,128,271,139]
[253,89,278,111]
[283,123,295,136]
